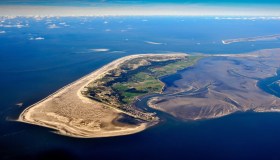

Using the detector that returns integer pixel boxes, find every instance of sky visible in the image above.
[0,0,280,6]
[0,0,280,16]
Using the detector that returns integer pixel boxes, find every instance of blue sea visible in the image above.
[0,16,280,160]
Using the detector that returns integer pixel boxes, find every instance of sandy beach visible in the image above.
[18,53,186,138]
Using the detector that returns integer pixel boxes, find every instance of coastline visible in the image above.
[18,49,280,138]
[146,49,280,121]
[18,53,186,138]
[222,34,280,45]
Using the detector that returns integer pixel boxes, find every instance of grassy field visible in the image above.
[112,56,202,104]
[113,72,163,104]
[149,56,202,77]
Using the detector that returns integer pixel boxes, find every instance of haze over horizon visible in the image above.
[0,0,280,17]
[0,0,280,6]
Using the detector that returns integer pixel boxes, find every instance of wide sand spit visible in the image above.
[18,53,187,138]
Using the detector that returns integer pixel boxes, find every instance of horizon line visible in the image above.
[1,4,280,17]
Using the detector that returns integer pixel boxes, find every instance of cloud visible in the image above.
[89,48,110,52]
[215,16,280,20]
[59,22,70,26]
[0,24,26,28]
[29,37,45,40]
[35,37,45,40]
[109,51,126,54]
[48,24,60,29]
[145,41,164,45]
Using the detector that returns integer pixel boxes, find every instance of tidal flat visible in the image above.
[149,49,280,120]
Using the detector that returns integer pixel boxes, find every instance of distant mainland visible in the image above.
[222,34,280,44]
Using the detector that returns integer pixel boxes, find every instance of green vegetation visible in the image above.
[112,56,202,104]
[83,55,203,121]
[113,72,163,104]
[149,56,202,77]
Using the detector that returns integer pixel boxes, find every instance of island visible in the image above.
[222,34,280,44]
[18,53,200,138]
[18,49,280,138]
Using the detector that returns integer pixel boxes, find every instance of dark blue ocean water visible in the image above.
[0,17,280,160]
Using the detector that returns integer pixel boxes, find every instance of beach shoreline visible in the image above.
[18,53,186,138]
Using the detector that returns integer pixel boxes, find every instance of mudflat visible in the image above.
[148,49,280,120]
